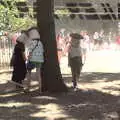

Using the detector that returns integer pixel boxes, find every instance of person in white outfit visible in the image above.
[26,27,44,92]
[68,33,83,90]
[80,31,90,64]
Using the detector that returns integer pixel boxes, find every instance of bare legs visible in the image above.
[26,68,42,92]
[36,67,42,92]
[26,70,31,90]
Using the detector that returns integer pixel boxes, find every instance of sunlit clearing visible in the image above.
[79,80,120,96]
[0,92,22,97]
[34,96,57,100]
[66,78,120,96]
[0,102,31,107]
[0,81,8,84]
[31,103,68,119]
[103,112,119,119]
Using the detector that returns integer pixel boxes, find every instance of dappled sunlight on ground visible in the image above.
[0,50,120,119]
[0,102,31,107]
[80,80,120,96]
[32,103,68,119]
[0,75,120,119]
[65,78,120,96]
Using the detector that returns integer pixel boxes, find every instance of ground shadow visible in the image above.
[0,72,120,120]
[63,72,120,83]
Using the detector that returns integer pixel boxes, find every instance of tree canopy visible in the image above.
[0,0,36,32]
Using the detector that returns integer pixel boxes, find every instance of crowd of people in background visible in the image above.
[56,28,120,64]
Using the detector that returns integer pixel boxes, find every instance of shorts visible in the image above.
[26,61,42,71]
[69,56,83,76]
[81,48,87,55]
[31,61,42,68]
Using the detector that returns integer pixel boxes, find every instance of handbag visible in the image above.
[26,40,39,70]
[26,60,35,70]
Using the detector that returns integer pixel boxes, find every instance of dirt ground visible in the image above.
[0,50,120,120]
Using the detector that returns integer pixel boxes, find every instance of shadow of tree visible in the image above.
[63,72,120,83]
[0,72,120,120]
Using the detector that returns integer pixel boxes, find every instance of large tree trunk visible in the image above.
[36,0,68,92]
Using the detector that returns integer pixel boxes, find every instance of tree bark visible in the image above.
[36,0,68,92]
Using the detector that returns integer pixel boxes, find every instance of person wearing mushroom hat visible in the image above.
[68,33,83,91]
[26,27,44,92]
[11,30,28,90]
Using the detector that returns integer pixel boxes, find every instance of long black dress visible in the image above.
[12,41,27,84]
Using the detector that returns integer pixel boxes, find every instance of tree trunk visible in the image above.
[36,0,68,92]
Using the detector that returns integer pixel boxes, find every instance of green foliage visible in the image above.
[0,0,36,32]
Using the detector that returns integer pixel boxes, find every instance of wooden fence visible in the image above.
[0,36,14,70]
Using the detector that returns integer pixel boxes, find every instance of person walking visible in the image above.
[80,31,90,64]
[68,33,83,91]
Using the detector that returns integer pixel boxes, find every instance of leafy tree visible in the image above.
[0,0,36,32]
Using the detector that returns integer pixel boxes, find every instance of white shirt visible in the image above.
[81,35,90,49]
[28,40,44,63]
[93,33,99,40]
[69,47,82,58]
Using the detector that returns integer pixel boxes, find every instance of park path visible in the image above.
[0,50,120,120]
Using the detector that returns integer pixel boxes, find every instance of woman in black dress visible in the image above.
[11,40,27,89]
